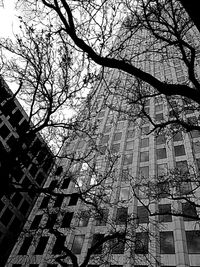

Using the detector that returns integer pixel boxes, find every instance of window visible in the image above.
[78,211,90,227]
[34,236,49,254]
[174,145,186,157]
[18,236,33,255]
[155,104,163,112]
[186,231,200,253]
[139,166,149,179]
[49,180,58,191]
[141,126,149,135]
[173,132,183,141]
[141,138,149,148]
[158,204,172,222]
[111,237,125,254]
[127,130,135,139]
[101,135,109,144]
[123,153,133,165]
[95,209,109,226]
[91,234,104,254]
[137,206,149,223]
[52,236,66,255]
[156,134,166,145]
[111,143,120,153]
[46,214,57,229]
[0,124,10,139]
[61,179,70,189]
[68,193,79,206]
[61,212,74,228]
[157,163,168,177]
[54,195,64,208]
[156,148,167,159]
[193,142,200,154]
[19,200,30,215]
[116,207,128,225]
[191,130,200,138]
[155,113,164,121]
[1,208,13,226]
[40,196,50,209]
[71,235,85,254]
[160,232,175,254]
[119,187,129,201]
[121,168,130,181]
[135,232,148,254]
[140,151,149,162]
[182,203,198,221]
[11,192,22,207]
[157,181,170,198]
[125,140,134,150]
[113,132,122,141]
[10,216,21,232]
[104,125,111,133]
[30,214,43,229]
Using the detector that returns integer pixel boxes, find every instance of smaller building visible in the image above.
[0,77,54,265]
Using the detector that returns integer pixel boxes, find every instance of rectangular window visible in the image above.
[141,138,149,148]
[193,142,200,154]
[139,166,149,179]
[127,130,135,139]
[1,208,13,226]
[157,163,168,177]
[52,236,66,255]
[91,234,104,254]
[174,145,186,157]
[54,195,64,208]
[61,212,74,228]
[34,236,49,254]
[119,187,130,201]
[173,132,183,141]
[18,236,33,255]
[30,214,43,229]
[111,238,125,254]
[140,151,149,162]
[61,179,70,189]
[46,214,57,229]
[141,126,149,135]
[158,204,172,222]
[111,143,120,153]
[125,141,134,150]
[68,193,79,206]
[135,232,148,254]
[156,148,167,159]
[186,231,200,253]
[101,135,109,144]
[123,153,133,165]
[137,206,149,223]
[155,104,163,112]
[71,235,85,254]
[116,207,128,225]
[156,134,166,145]
[121,168,130,181]
[155,113,164,121]
[95,209,109,226]
[40,196,50,209]
[182,203,198,221]
[157,181,170,198]
[160,232,175,254]
[113,132,122,141]
[78,211,90,227]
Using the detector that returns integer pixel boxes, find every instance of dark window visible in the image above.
[157,181,170,198]
[78,211,90,227]
[127,130,135,139]
[11,192,22,207]
[156,148,167,159]
[141,138,149,148]
[36,172,45,186]
[30,214,43,229]
[71,235,85,254]
[137,206,149,224]
[91,234,104,254]
[68,193,79,206]
[101,135,109,144]
[135,232,148,254]
[123,153,133,165]
[95,209,109,226]
[156,133,166,145]
[29,164,38,177]
[173,132,183,141]
[7,135,16,148]
[18,236,33,255]
[0,123,10,139]
[46,214,57,229]
[182,203,198,221]
[54,195,64,208]
[140,151,149,162]
[139,166,149,179]
[10,216,21,232]
[0,199,4,213]
[158,204,172,222]
[40,196,50,209]
[111,143,120,153]
[160,231,175,254]
[111,237,125,254]
[116,207,128,225]
[52,236,66,255]
[155,113,164,121]
[61,212,74,228]
[186,231,200,253]
[34,236,49,254]
[1,208,13,226]
[61,179,70,189]
[174,145,186,157]
[191,130,200,138]
[19,200,30,216]
[113,132,122,141]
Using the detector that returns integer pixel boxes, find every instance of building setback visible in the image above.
[5,16,200,267]
[0,77,54,266]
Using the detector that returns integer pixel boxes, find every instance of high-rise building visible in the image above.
[5,12,200,267]
[0,77,54,266]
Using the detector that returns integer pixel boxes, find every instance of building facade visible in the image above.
[0,77,54,265]
[5,12,200,267]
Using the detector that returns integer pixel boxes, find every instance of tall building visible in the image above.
[0,77,54,266]
[5,12,200,267]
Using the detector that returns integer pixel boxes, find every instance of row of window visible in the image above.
[17,230,200,256]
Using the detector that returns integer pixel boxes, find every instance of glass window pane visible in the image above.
[116,207,128,225]
[137,206,149,223]
[160,232,175,254]
[135,232,148,254]
[156,148,167,159]
[71,235,85,254]
[140,151,149,162]
[158,204,172,222]
[141,138,149,148]
[139,166,149,179]
[174,145,186,156]
[186,231,200,253]
[119,187,129,201]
